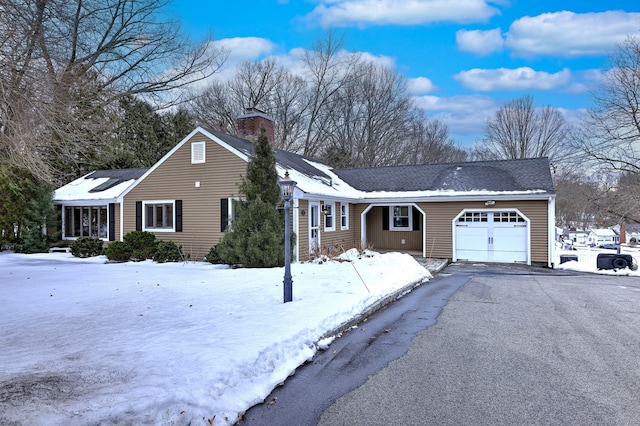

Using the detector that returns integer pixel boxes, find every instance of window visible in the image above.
[340,203,349,230]
[390,205,412,230]
[64,206,108,239]
[191,141,205,164]
[143,201,174,231]
[221,197,244,232]
[323,202,335,231]
[458,212,488,222]
[493,211,525,222]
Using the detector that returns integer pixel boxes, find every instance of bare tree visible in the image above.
[554,172,602,229]
[188,80,242,135]
[188,59,308,151]
[573,35,640,175]
[569,35,640,226]
[299,32,360,158]
[472,94,570,162]
[0,0,227,183]
[402,115,468,165]
[320,61,413,167]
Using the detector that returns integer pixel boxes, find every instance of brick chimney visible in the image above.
[237,108,275,145]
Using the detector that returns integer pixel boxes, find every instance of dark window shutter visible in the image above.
[413,206,420,231]
[382,206,389,231]
[221,198,229,232]
[108,203,116,241]
[175,200,182,232]
[135,201,142,231]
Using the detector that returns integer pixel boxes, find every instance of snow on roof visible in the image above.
[53,169,148,203]
[590,228,617,236]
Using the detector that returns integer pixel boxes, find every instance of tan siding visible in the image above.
[354,200,549,263]
[365,206,421,250]
[319,201,358,255]
[418,200,549,263]
[123,133,247,260]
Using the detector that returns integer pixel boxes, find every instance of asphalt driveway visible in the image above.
[244,263,640,425]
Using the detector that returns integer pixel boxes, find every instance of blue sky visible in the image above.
[168,0,640,147]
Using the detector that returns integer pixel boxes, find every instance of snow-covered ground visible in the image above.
[555,244,640,276]
[0,250,430,425]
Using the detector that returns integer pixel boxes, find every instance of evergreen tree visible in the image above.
[216,130,288,267]
[19,179,58,253]
[0,169,58,252]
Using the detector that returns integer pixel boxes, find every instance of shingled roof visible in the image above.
[332,157,555,194]
[204,127,331,181]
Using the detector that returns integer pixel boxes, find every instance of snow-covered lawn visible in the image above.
[0,250,430,425]
[555,245,640,276]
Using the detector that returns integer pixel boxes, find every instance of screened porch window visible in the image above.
[64,206,108,238]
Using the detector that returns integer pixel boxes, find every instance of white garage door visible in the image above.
[455,211,528,263]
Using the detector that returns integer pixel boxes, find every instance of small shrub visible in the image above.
[123,230,157,261]
[153,240,184,263]
[70,236,104,258]
[105,241,133,262]
[206,244,225,264]
[630,237,637,245]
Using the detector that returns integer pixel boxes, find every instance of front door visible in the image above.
[309,202,320,253]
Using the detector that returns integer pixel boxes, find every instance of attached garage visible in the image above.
[454,210,529,263]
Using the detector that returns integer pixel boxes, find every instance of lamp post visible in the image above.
[278,171,297,303]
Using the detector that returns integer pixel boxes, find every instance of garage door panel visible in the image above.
[455,225,489,261]
[493,226,527,252]
[455,212,527,263]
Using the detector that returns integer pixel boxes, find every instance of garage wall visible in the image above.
[417,200,549,263]
[353,200,549,263]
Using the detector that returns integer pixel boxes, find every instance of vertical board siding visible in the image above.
[123,132,247,260]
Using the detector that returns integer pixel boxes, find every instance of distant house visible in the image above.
[563,229,589,246]
[588,228,619,246]
[53,113,557,266]
[611,223,640,244]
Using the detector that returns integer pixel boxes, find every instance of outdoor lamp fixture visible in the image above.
[485,200,496,206]
[278,171,297,303]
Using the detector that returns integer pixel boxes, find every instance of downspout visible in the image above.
[548,196,556,268]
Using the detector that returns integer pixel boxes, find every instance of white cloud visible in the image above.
[454,67,571,91]
[456,28,504,55]
[306,0,501,28]
[206,37,279,81]
[212,37,277,62]
[413,94,499,144]
[506,11,640,57]
[407,77,436,94]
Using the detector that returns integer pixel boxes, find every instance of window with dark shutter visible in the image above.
[175,200,182,232]
[109,203,115,241]
[413,206,420,231]
[135,201,142,231]
[221,198,229,232]
[382,206,389,231]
